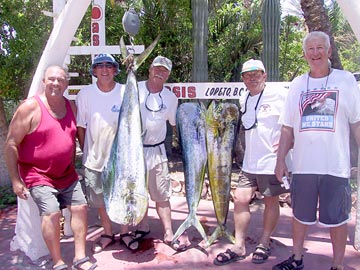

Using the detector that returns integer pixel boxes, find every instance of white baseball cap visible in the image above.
[241,59,265,74]
[151,56,172,71]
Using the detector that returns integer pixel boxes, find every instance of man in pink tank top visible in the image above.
[5,66,97,270]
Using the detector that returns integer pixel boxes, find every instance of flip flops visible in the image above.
[252,244,271,264]
[53,264,69,270]
[133,230,150,242]
[164,239,188,252]
[272,255,304,270]
[213,249,246,266]
[92,234,115,254]
[120,233,139,251]
[72,256,97,270]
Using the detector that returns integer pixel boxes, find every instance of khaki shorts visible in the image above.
[148,162,171,202]
[30,180,86,216]
[237,171,288,197]
[84,167,106,208]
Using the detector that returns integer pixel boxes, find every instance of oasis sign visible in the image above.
[66,82,290,100]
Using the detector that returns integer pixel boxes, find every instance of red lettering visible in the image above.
[172,86,181,98]
[188,86,196,98]
[92,6,102,20]
[92,35,99,46]
[92,22,99,33]
[171,86,197,98]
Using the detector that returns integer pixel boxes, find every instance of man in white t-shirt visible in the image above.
[272,31,360,270]
[131,55,187,252]
[76,53,129,252]
[214,59,290,266]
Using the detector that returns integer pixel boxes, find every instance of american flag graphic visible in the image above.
[300,92,332,115]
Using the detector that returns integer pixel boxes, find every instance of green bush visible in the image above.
[0,185,17,209]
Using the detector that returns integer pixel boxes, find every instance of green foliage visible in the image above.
[136,0,192,83]
[208,0,263,82]
[0,185,16,209]
[1,0,360,102]
[279,15,308,81]
[0,0,52,100]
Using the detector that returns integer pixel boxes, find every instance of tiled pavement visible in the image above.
[1,194,359,270]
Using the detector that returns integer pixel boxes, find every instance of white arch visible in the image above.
[336,0,360,43]
[27,0,91,98]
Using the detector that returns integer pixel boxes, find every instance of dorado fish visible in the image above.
[102,35,160,225]
[172,102,208,244]
[204,100,239,247]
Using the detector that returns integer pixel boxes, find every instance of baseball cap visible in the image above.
[90,53,120,77]
[241,59,265,74]
[151,56,172,71]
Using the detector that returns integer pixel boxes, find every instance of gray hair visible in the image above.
[302,31,331,51]
[44,65,70,81]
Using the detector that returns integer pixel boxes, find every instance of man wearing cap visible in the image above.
[214,59,291,266]
[76,53,130,253]
[130,55,187,251]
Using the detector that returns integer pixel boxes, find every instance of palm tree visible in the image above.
[300,0,342,69]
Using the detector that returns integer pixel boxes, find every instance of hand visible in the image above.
[13,181,29,200]
[274,159,289,182]
[122,54,134,72]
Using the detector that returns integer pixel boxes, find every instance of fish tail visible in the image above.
[193,215,208,242]
[224,227,235,244]
[172,215,192,243]
[203,225,221,248]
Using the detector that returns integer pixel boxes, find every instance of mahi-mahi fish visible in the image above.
[172,102,208,244]
[204,100,239,247]
[102,35,160,225]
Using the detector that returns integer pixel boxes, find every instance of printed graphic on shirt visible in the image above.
[259,103,271,113]
[111,104,121,112]
[299,90,338,131]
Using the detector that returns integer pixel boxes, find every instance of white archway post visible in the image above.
[11,0,91,263]
[336,0,360,43]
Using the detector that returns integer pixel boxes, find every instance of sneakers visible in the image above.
[272,255,304,270]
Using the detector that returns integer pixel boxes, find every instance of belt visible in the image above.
[143,141,165,148]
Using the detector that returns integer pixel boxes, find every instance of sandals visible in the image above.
[72,257,97,270]
[120,233,139,251]
[272,255,304,270]
[213,249,246,266]
[53,264,69,270]
[164,239,188,252]
[252,244,271,264]
[133,230,150,242]
[92,234,115,254]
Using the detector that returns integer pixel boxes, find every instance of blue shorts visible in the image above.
[30,180,87,216]
[291,174,352,226]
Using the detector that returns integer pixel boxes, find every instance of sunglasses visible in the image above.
[95,63,114,69]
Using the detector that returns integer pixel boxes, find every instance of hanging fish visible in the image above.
[172,102,208,244]
[102,35,160,225]
[204,100,239,247]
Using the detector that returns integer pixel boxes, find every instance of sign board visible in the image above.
[64,82,290,100]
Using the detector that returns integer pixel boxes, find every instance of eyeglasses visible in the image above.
[145,92,164,112]
[95,63,114,69]
[242,71,264,80]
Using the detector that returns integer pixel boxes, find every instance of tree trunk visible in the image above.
[0,98,10,186]
[300,0,342,69]
[192,0,208,82]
